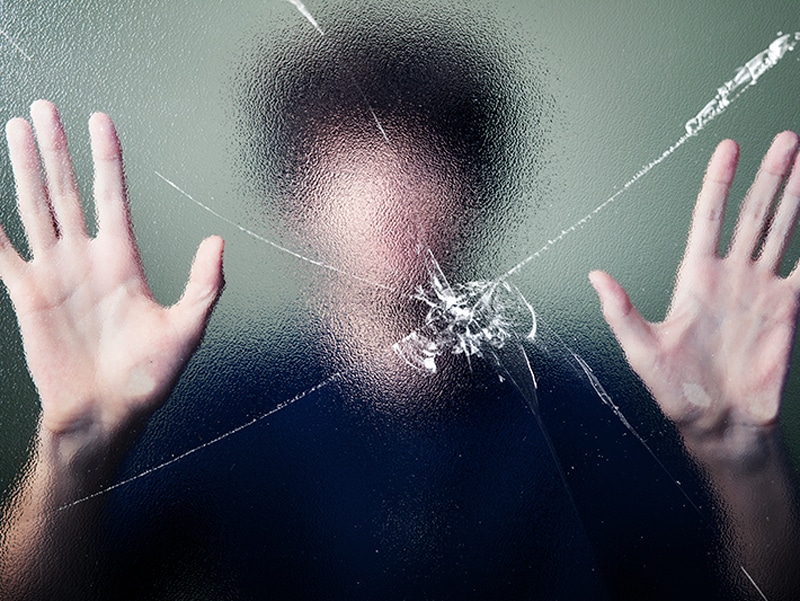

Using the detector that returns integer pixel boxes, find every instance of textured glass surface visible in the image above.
[1,1,799,599]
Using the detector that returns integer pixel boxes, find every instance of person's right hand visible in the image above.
[0,100,224,459]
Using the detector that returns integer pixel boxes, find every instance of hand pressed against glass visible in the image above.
[0,100,224,456]
[591,132,800,449]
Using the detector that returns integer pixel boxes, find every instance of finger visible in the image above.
[89,112,133,244]
[0,220,26,280]
[683,139,738,261]
[786,164,800,282]
[589,270,655,366]
[6,117,58,253]
[29,100,86,239]
[729,131,799,261]
[759,135,800,272]
[169,235,225,346]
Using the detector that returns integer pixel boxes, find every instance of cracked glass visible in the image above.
[1,1,800,599]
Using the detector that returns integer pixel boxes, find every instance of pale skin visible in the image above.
[0,100,797,598]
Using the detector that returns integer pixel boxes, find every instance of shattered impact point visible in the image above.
[393,251,537,373]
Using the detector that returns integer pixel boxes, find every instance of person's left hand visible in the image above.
[591,132,800,450]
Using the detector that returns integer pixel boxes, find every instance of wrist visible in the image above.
[35,418,133,491]
[679,419,780,473]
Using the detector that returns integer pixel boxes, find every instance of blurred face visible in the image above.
[291,122,467,291]
[234,19,541,398]
[235,20,535,296]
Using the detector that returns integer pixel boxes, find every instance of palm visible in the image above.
[592,132,800,433]
[646,255,797,427]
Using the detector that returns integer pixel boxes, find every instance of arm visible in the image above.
[0,100,224,600]
[591,132,800,598]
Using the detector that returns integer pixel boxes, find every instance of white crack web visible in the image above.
[58,10,799,541]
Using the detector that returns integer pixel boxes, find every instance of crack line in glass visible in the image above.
[57,371,346,511]
[284,0,325,36]
[349,74,390,143]
[566,339,702,515]
[155,171,397,292]
[0,25,31,60]
[741,565,771,601]
[500,31,799,281]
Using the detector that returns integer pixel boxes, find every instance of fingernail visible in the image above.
[30,100,61,135]
[89,113,108,134]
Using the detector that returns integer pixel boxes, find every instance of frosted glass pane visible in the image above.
[1,1,799,599]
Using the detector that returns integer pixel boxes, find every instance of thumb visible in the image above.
[589,270,655,363]
[170,235,225,343]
